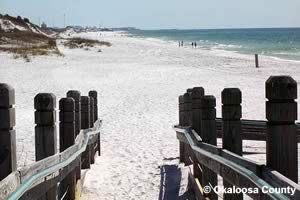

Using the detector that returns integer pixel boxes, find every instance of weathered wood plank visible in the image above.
[192,146,277,200]
[0,84,17,181]
[60,144,80,162]
[216,118,300,142]
[81,96,91,170]
[0,171,20,200]
[59,97,76,200]
[176,129,190,145]
[0,119,102,200]
[222,88,243,200]
[67,91,83,182]
[87,132,99,145]
[176,125,297,200]
[188,170,208,200]
[19,155,60,183]
[191,87,205,187]
[34,93,58,200]
[20,157,80,200]
[261,166,300,200]
[266,76,298,183]
[177,127,263,174]
[221,150,262,175]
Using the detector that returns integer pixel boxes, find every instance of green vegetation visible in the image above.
[0,39,62,62]
[63,37,112,49]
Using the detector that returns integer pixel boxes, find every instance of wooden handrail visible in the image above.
[217,118,300,142]
[0,120,102,200]
[174,125,300,200]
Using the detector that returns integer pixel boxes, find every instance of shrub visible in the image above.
[0,38,62,61]
[63,37,112,49]
[24,18,30,23]
[48,39,56,47]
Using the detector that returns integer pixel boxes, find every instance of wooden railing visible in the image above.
[0,84,101,200]
[175,76,300,200]
[175,126,300,200]
[215,118,300,142]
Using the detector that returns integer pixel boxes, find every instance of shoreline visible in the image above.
[126,31,300,64]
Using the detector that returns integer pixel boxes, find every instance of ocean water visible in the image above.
[128,28,300,61]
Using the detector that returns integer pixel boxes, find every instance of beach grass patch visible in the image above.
[63,37,111,49]
[1,39,62,61]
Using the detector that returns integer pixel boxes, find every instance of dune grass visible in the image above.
[0,39,62,62]
[63,37,112,49]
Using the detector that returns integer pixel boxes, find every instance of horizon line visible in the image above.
[138,26,300,31]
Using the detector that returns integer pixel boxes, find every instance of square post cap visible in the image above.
[266,76,297,100]
[0,83,15,107]
[34,93,56,110]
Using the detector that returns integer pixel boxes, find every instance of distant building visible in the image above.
[111,27,139,31]
[41,22,47,29]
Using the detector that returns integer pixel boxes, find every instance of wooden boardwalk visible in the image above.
[217,141,300,183]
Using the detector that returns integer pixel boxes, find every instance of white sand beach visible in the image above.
[0,31,300,199]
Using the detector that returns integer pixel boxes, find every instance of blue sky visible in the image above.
[1,0,300,29]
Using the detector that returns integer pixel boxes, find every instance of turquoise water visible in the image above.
[128,28,300,61]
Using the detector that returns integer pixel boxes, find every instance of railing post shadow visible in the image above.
[191,87,205,187]
[200,95,218,200]
[67,91,82,180]
[0,84,16,181]
[266,76,298,183]
[222,88,243,200]
[59,97,76,200]
[81,96,91,169]
[34,93,57,200]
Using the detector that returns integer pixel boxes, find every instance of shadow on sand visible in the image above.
[158,165,195,200]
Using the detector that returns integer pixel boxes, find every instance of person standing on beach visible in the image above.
[194,41,197,48]
[181,41,184,47]
[192,42,194,48]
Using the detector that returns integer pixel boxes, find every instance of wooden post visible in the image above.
[89,91,100,156]
[182,92,193,166]
[81,96,91,169]
[255,54,259,68]
[66,91,81,136]
[67,90,81,180]
[200,95,217,200]
[191,87,205,185]
[89,97,95,128]
[59,98,76,200]
[0,84,16,181]
[191,87,205,137]
[184,90,193,127]
[178,95,185,163]
[80,96,90,129]
[89,97,95,164]
[222,88,243,200]
[88,91,98,122]
[34,93,57,200]
[266,76,298,182]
